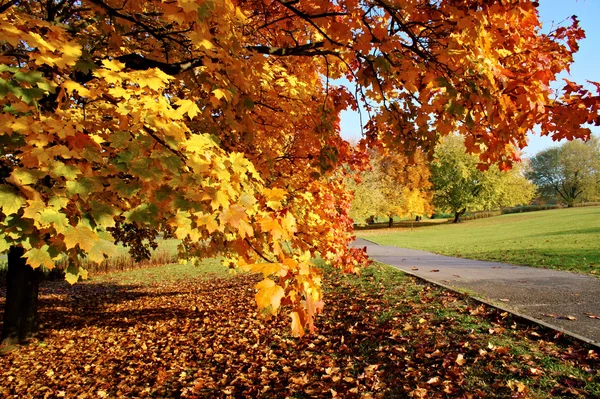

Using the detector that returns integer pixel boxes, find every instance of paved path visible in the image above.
[352,238,600,346]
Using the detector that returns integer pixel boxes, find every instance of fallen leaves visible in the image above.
[0,264,597,398]
[543,314,578,321]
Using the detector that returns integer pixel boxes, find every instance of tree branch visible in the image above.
[0,0,17,15]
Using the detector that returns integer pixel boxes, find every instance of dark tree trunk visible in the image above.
[388,217,393,228]
[453,208,466,223]
[1,246,41,348]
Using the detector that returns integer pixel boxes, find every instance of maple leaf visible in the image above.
[255,278,285,315]
[24,246,54,269]
[243,262,281,278]
[263,188,287,210]
[174,99,200,119]
[0,186,26,216]
[63,225,99,252]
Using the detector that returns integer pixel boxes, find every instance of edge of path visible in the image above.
[399,268,600,349]
[353,239,600,350]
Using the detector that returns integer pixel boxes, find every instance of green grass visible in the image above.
[324,262,599,398]
[359,206,600,274]
[89,257,232,286]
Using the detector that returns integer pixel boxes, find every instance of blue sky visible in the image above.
[339,0,600,157]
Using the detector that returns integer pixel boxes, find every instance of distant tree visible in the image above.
[431,136,535,222]
[527,137,600,207]
[350,151,433,226]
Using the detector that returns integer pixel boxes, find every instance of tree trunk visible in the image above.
[1,246,41,348]
[453,208,466,223]
[388,217,393,228]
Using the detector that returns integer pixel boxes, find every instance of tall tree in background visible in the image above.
[1,0,599,344]
[350,151,432,226]
[431,136,535,223]
[527,137,600,207]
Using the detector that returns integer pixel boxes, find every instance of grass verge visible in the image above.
[359,206,600,274]
[0,260,597,398]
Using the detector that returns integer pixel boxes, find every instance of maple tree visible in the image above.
[431,135,535,222]
[527,136,600,207]
[1,0,599,344]
[349,150,432,226]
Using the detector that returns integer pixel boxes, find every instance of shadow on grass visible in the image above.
[530,227,600,237]
[0,278,243,336]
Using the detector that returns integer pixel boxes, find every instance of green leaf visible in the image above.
[0,186,26,215]
[124,203,160,227]
[37,209,70,232]
[74,58,97,74]
[87,238,118,264]
[66,177,102,198]
[65,263,87,284]
[0,234,10,253]
[51,163,81,181]
[48,195,69,210]
[13,70,45,85]
[11,168,45,185]
[109,179,141,198]
[37,80,57,93]
[90,200,117,228]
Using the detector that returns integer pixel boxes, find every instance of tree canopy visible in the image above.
[1,0,599,337]
[349,150,432,225]
[527,137,600,207]
[431,135,535,222]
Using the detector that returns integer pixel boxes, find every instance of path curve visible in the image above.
[352,238,600,346]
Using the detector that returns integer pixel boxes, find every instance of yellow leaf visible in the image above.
[255,278,285,315]
[184,134,213,153]
[245,262,281,277]
[198,39,213,50]
[219,204,247,228]
[63,225,98,252]
[55,41,82,69]
[174,99,201,119]
[195,212,220,233]
[210,190,229,211]
[24,246,54,270]
[237,219,254,238]
[264,187,287,210]
[102,59,126,72]
[62,81,90,97]
[0,186,26,216]
[139,68,173,91]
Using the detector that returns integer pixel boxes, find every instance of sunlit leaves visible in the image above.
[0,0,598,337]
[255,278,285,316]
[23,246,54,269]
[63,225,98,252]
[0,186,26,216]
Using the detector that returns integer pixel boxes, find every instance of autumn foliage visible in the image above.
[1,0,599,335]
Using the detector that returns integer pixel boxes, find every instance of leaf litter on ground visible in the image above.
[0,261,598,398]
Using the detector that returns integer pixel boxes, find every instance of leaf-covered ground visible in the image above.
[0,262,598,398]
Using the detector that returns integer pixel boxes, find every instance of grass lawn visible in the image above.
[0,260,598,398]
[359,206,600,274]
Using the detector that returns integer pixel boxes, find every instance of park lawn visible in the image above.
[1,260,598,398]
[359,206,600,274]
